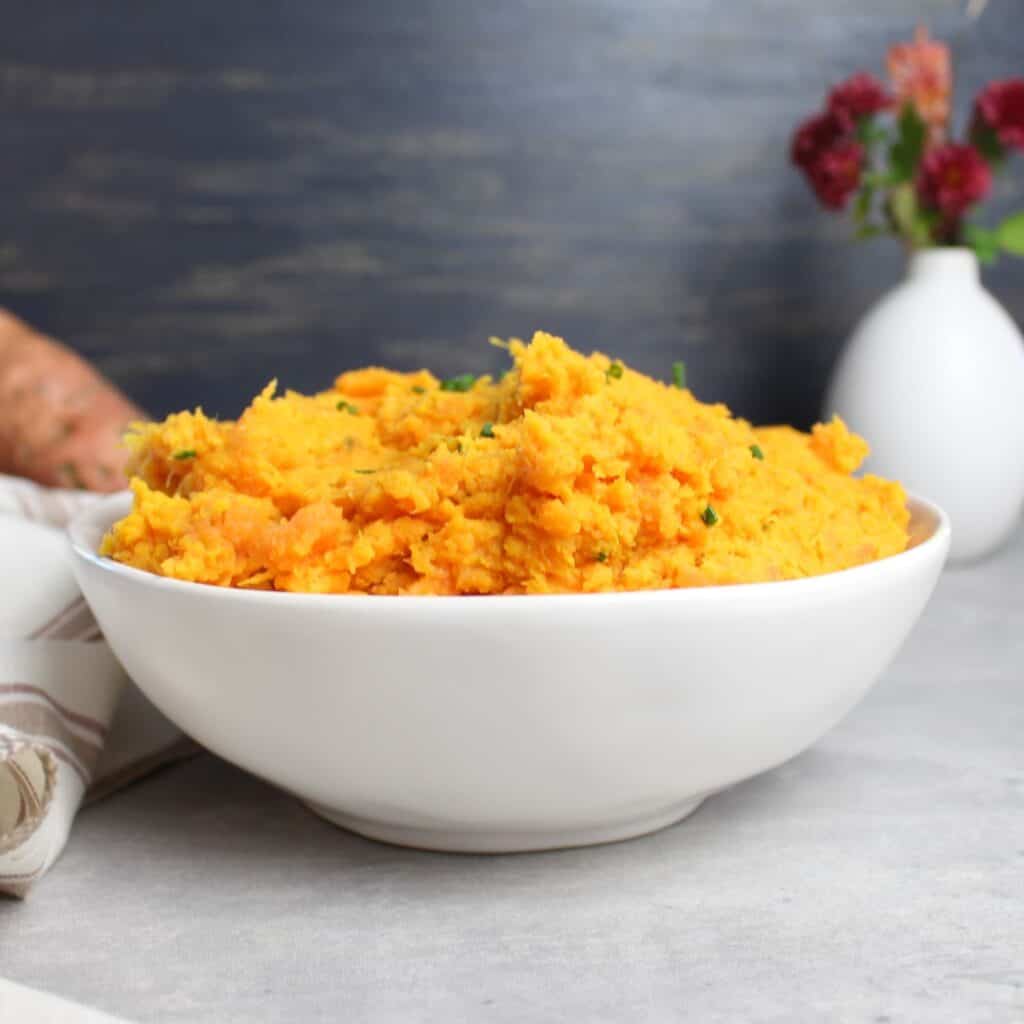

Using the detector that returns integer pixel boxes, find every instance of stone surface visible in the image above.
[3,528,1023,1023]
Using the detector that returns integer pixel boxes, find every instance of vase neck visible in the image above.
[907,247,980,284]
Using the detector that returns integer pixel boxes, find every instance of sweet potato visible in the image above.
[0,309,144,491]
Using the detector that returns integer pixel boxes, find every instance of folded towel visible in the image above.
[0,475,193,898]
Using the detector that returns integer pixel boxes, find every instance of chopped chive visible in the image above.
[701,504,719,527]
[595,550,608,563]
[336,400,359,414]
[606,361,624,380]
[172,449,197,461]
[672,360,687,389]
[480,422,495,438]
[354,468,376,475]
[750,444,765,461]
[440,374,476,392]
[412,385,426,394]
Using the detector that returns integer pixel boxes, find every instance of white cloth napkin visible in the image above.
[0,977,133,1023]
[0,475,192,898]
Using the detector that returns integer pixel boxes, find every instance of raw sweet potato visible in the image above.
[0,309,143,491]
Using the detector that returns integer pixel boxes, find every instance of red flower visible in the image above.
[974,78,1024,151]
[791,110,864,210]
[916,143,991,218]
[806,142,864,210]
[828,73,892,121]
[791,109,852,169]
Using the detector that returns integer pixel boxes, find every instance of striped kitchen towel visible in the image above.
[0,475,193,898]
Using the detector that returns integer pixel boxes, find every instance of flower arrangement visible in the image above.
[792,26,1024,262]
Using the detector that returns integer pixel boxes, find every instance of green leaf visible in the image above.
[972,121,1005,166]
[965,224,1001,264]
[852,185,874,226]
[887,184,936,247]
[862,170,899,189]
[855,116,888,148]
[889,104,927,183]
[888,184,920,243]
[917,208,942,235]
[997,211,1024,256]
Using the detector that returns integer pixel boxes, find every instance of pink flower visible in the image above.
[806,142,865,210]
[916,143,991,218]
[887,26,952,135]
[791,110,853,169]
[974,78,1024,151]
[828,73,892,121]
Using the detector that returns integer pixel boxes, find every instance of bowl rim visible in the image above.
[68,491,950,609]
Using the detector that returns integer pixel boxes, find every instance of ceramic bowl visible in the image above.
[68,493,950,853]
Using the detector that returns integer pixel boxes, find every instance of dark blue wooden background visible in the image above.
[2,1,1020,426]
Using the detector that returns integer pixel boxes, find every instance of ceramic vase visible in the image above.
[825,247,1024,563]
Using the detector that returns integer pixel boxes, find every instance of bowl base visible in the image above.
[303,796,706,853]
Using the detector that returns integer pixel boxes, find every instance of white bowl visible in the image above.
[68,493,950,852]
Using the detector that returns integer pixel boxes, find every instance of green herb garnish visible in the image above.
[354,468,376,475]
[701,504,719,527]
[480,422,495,438]
[750,444,765,461]
[172,449,197,461]
[412,386,426,394]
[595,550,608,563]
[606,362,624,380]
[672,360,687,389]
[440,374,476,393]
[336,400,359,414]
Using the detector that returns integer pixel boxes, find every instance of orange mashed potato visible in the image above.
[102,332,908,594]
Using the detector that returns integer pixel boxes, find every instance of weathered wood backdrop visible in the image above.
[2,1,1021,425]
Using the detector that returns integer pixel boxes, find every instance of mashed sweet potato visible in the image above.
[101,332,908,594]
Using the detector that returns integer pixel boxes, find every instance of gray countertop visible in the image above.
[4,533,1024,1024]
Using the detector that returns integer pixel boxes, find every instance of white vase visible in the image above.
[824,247,1024,564]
